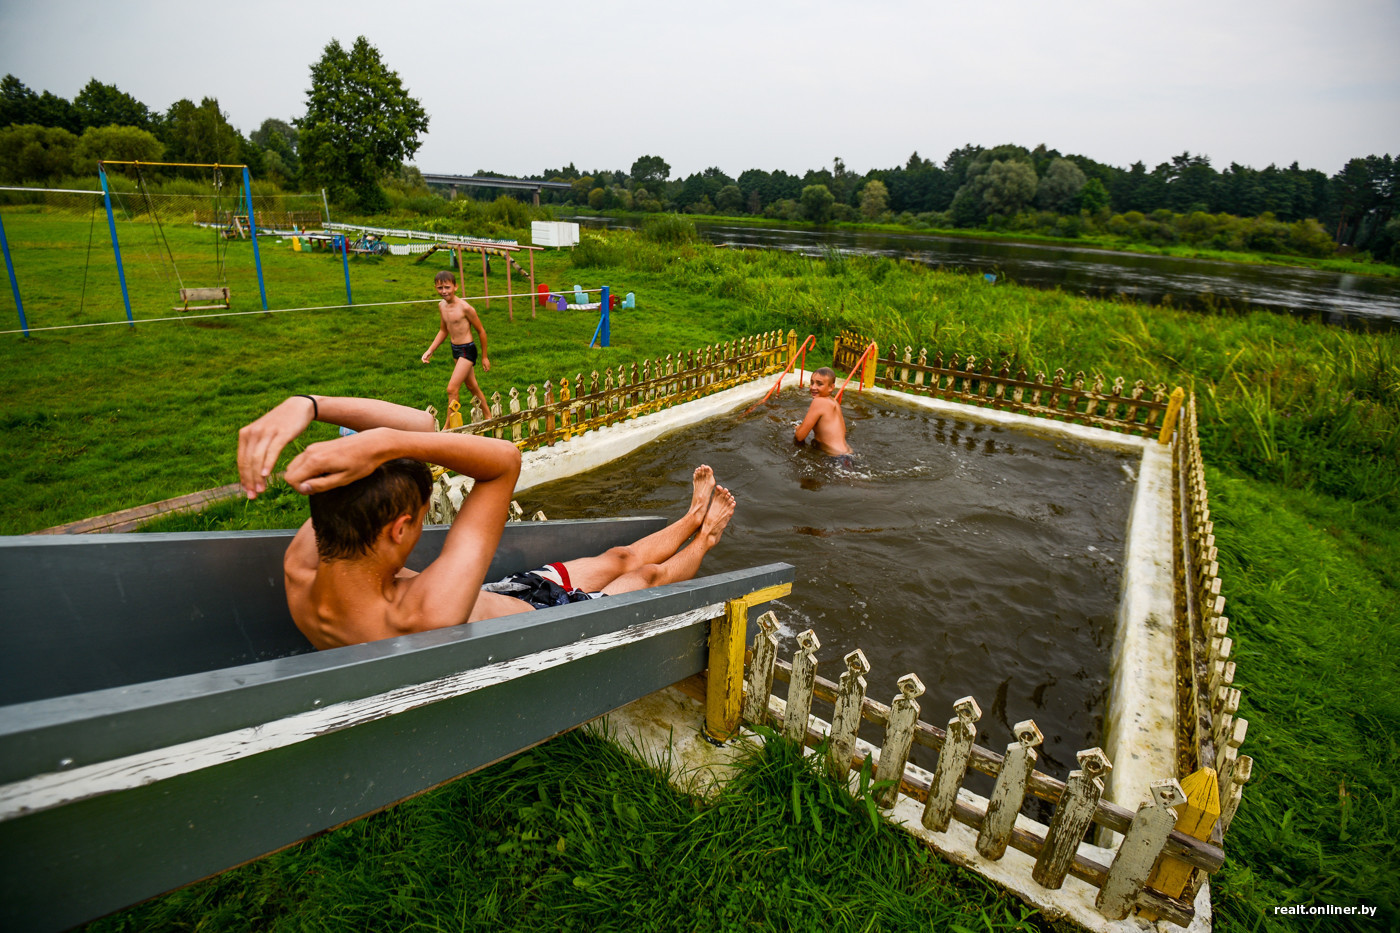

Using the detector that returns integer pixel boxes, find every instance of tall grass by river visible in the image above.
[3,219,1393,930]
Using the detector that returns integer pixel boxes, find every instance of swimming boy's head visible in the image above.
[434,270,456,299]
[308,457,433,561]
[811,367,837,397]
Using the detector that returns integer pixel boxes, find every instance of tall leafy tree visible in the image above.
[299,37,428,210]
[163,97,242,165]
[1,75,38,126]
[630,154,670,188]
[73,79,159,133]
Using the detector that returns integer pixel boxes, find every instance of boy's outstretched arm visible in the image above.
[422,323,448,363]
[237,395,436,498]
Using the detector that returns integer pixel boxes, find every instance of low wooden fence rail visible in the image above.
[452,330,791,449]
[835,330,1175,439]
[738,614,1231,926]
[1176,395,1252,834]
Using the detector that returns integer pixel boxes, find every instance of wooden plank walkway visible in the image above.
[31,483,245,535]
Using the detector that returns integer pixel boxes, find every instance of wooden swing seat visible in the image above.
[174,287,231,312]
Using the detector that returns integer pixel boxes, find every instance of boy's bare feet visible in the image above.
[687,465,717,519]
[699,486,735,546]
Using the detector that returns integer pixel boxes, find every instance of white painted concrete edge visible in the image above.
[597,686,1210,933]
[1102,441,1179,829]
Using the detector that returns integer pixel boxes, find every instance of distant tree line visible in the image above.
[0,37,425,211]
[4,63,1395,260]
[509,145,1397,261]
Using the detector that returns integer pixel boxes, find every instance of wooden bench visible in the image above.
[174,287,231,312]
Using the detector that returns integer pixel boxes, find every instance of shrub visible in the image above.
[641,213,697,245]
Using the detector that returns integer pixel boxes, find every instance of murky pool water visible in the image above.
[520,389,1139,779]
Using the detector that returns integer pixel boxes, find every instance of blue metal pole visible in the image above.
[98,165,134,327]
[243,167,268,311]
[600,285,610,347]
[0,209,29,336]
[340,234,353,305]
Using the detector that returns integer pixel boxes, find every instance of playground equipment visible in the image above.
[414,239,543,321]
[97,160,269,319]
[0,525,792,933]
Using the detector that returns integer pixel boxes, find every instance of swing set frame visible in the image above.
[96,160,269,326]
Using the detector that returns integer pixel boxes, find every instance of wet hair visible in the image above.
[813,367,836,380]
[434,270,456,286]
[308,458,432,561]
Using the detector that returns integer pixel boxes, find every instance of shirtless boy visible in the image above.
[794,367,853,465]
[421,271,490,426]
[236,393,735,649]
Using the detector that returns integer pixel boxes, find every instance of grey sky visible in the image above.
[2,0,1396,179]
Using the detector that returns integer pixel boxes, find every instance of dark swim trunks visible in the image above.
[831,453,856,470]
[451,341,479,363]
[480,562,600,611]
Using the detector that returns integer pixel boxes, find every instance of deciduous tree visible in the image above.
[163,97,241,166]
[801,184,835,223]
[630,154,670,188]
[73,79,159,133]
[299,37,428,211]
[859,179,889,219]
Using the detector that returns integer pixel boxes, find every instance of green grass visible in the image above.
[85,731,1048,933]
[3,217,1397,930]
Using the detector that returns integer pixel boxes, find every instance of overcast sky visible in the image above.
[2,0,1396,180]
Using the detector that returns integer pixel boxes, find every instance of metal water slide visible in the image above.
[0,522,793,932]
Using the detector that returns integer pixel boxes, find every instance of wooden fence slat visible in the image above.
[783,630,821,743]
[742,611,780,726]
[922,696,982,833]
[1144,767,1220,919]
[1097,779,1188,919]
[769,660,1225,873]
[976,720,1044,861]
[1219,755,1252,836]
[1032,748,1112,889]
[874,674,925,808]
[826,649,869,781]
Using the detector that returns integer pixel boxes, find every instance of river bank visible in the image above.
[568,208,1400,279]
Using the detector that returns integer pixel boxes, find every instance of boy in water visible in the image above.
[795,367,853,467]
[236,393,736,649]
[421,271,491,426]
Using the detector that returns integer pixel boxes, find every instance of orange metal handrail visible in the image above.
[747,334,816,412]
[835,341,879,401]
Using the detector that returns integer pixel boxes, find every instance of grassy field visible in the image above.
[3,215,1396,930]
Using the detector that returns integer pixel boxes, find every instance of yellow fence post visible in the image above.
[1142,766,1220,919]
[705,583,792,743]
[1158,387,1186,445]
[862,344,878,389]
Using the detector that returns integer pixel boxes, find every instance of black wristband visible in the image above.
[295,394,318,421]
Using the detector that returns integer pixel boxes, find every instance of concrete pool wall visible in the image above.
[434,371,1178,812]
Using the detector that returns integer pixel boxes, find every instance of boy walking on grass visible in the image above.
[421,271,490,427]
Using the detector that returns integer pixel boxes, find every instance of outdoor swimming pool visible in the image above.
[519,388,1140,780]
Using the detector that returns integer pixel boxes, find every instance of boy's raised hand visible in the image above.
[283,431,391,496]
[237,396,317,498]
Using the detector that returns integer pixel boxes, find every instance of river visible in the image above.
[571,217,1400,327]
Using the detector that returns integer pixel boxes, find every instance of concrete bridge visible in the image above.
[421,173,575,206]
